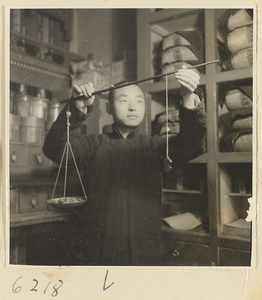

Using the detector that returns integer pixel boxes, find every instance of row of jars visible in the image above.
[10,83,63,143]
[10,84,62,122]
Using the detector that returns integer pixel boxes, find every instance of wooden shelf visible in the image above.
[11,51,69,76]
[228,193,252,198]
[10,52,70,91]
[161,224,209,244]
[11,31,75,55]
[138,8,253,266]
[162,188,202,195]
[145,9,204,26]
[10,181,61,188]
[218,234,251,246]
[10,30,84,91]
[140,74,206,93]
[215,68,253,83]
[189,153,208,163]
[217,152,252,163]
[10,168,58,185]
[10,210,73,228]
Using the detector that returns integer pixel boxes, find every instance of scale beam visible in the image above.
[61,59,220,104]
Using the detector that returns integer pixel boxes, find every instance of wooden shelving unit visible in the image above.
[137,8,253,266]
[9,9,79,265]
[162,189,202,194]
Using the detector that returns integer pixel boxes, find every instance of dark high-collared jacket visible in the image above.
[43,89,206,266]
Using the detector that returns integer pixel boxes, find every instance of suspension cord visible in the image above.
[51,105,87,199]
[163,73,172,173]
[63,109,71,197]
[166,73,169,160]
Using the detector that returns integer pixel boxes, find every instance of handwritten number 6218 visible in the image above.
[12,277,63,297]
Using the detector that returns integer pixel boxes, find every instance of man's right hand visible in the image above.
[72,83,95,110]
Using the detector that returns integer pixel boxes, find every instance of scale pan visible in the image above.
[47,197,88,209]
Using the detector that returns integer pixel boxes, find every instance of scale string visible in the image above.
[68,142,87,198]
[51,143,67,199]
[63,108,71,197]
[166,73,169,160]
[50,104,87,200]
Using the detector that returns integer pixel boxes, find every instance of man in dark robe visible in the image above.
[43,67,206,266]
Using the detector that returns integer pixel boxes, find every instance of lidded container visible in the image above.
[48,98,62,122]
[31,88,49,121]
[13,84,32,117]
[10,90,15,114]
[10,114,21,141]
[20,116,45,144]
[46,98,62,131]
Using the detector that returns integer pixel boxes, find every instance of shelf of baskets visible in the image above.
[137,8,253,266]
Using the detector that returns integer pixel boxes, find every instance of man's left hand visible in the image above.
[175,66,200,108]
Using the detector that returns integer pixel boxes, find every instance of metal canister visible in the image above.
[31,95,49,120]
[46,98,63,131]
[10,114,21,141]
[10,90,15,114]
[13,84,32,117]
[48,98,62,123]
[31,89,49,121]
[20,116,45,144]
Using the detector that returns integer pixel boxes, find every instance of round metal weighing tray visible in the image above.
[47,197,88,209]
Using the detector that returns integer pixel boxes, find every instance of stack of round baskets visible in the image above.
[161,31,203,79]
[227,9,253,70]
[223,86,252,152]
[152,109,180,137]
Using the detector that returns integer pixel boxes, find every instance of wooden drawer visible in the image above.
[27,145,52,168]
[219,247,251,266]
[10,143,27,167]
[18,187,49,213]
[161,239,211,266]
[10,188,19,214]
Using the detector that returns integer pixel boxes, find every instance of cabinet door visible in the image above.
[219,247,251,266]
[10,143,27,167]
[27,145,52,168]
[18,187,48,213]
[161,239,211,266]
[219,163,252,241]
[10,188,19,214]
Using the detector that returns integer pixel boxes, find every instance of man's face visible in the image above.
[109,85,145,128]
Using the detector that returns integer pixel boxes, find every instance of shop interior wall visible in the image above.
[70,9,137,134]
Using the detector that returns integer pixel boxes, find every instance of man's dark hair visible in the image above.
[108,81,134,104]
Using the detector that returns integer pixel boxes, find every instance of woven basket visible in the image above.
[161,62,199,79]
[230,106,253,118]
[163,33,191,50]
[231,48,253,69]
[162,46,199,65]
[162,31,203,51]
[233,132,252,152]
[227,9,253,31]
[225,88,252,111]
[224,131,252,152]
[155,110,180,125]
[158,122,180,135]
[231,115,252,131]
[162,61,193,73]
[227,25,253,55]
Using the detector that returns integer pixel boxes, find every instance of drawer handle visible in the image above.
[31,195,37,208]
[172,249,180,258]
[11,151,17,163]
[36,152,43,164]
